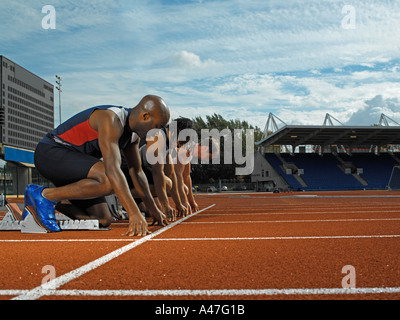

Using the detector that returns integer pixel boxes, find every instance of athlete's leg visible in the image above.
[34,143,114,226]
[42,161,113,202]
[55,199,112,228]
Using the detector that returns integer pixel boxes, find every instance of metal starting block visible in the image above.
[20,213,100,233]
[0,199,102,233]
[0,212,23,231]
[0,200,24,231]
[59,218,100,231]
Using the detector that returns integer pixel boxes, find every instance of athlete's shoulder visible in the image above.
[90,105,127,120]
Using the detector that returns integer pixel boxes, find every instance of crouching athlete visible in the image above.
[25,95,169,236]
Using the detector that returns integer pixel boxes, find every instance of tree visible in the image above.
[191,114,263,183]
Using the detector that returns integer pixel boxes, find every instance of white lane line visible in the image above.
[1,218,398,242]
[183,218,400,224]
[2,219,399,242]
[210,207,400,211]
[201,210,400,215]
[0,239,135,243]
[49,287,400,296]
[151,234,400,241]
[0,290,29,296]
[3,287,400,297]
[11,204,216,300]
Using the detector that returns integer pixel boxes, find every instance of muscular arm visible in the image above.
[164,155,187,217]
[174,161,192,215]
[146,135,173,219]
[123,141,168,226]
[91,110,148,236]
[183,162,199,212]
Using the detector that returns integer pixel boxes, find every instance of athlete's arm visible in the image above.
[164,155,187,217]
[91,110,148,236]
[183,162,199,212]
[145,132,175,221]
[174,161,192,216]
[123,139,169,227]
[151,162,176,222]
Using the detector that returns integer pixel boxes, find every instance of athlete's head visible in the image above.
[167,117,194,148]
[130,95,170,139]
[194,136,220,162]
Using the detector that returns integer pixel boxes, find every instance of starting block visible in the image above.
[0,211,23,231]
[0,198,103,233]
[20,212,100,233]
[0,200,24,231]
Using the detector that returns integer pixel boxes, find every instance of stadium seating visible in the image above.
[264,153,304,190]
[339,153,398,189]
[265,152,400,191]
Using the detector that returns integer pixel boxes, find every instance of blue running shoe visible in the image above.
[22,184,42,220]
[28,186,60,233]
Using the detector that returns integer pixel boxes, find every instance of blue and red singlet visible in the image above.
[40,105,137,158]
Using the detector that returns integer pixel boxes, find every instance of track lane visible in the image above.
[1,192,400,300]
[10,204,215,300]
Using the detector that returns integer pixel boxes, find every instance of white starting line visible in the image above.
[9,204,216,301]
[3,202,400,300]
[201,210,400,215]
[183,218,400,224]
[151,234,400,241]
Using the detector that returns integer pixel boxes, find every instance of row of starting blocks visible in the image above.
[0,198,102,234]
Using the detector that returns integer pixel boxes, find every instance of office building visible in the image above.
[1,55,54,150]
[0,56,54,196]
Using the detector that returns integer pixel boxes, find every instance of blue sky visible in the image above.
[1,0,400,129]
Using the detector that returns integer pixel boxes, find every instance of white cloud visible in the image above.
[2,0,400,130]
[346,95,400,125]
[170,51,220,70]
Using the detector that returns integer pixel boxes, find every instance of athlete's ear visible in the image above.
[143,112,151,121]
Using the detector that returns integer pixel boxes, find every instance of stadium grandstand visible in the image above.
[252,113,400,192]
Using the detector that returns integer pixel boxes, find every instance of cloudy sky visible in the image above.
[1,0,400,130]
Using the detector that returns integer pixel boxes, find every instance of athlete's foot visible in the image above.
[28,186,61,232]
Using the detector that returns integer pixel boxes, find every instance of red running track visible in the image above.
[0,190,400,300]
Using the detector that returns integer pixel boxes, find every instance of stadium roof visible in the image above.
[256,125,400,148]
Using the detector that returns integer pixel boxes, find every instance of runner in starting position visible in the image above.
[26,95,170,236]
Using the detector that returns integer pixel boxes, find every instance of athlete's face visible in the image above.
[135,112,169,139]
[194,145,215,161]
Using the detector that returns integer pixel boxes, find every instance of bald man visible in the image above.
[27,95,170,236]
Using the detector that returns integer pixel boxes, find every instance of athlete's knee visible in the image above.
[98,174,113,195]
[165,177,172,192]
[87,203,113,228]
[98,216,112,228]
[89,163,114,195]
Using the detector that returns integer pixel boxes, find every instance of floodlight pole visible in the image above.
[55,75,62,126]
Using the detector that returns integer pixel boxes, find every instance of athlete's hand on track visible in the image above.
[165,205,176,222]
[150,207,169,227]
[190,201,199,213]
[177,203,190,217]
[161,203,176,222]
[124,212,150,237]
[183,202,192,216]
[176,203,188,218]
